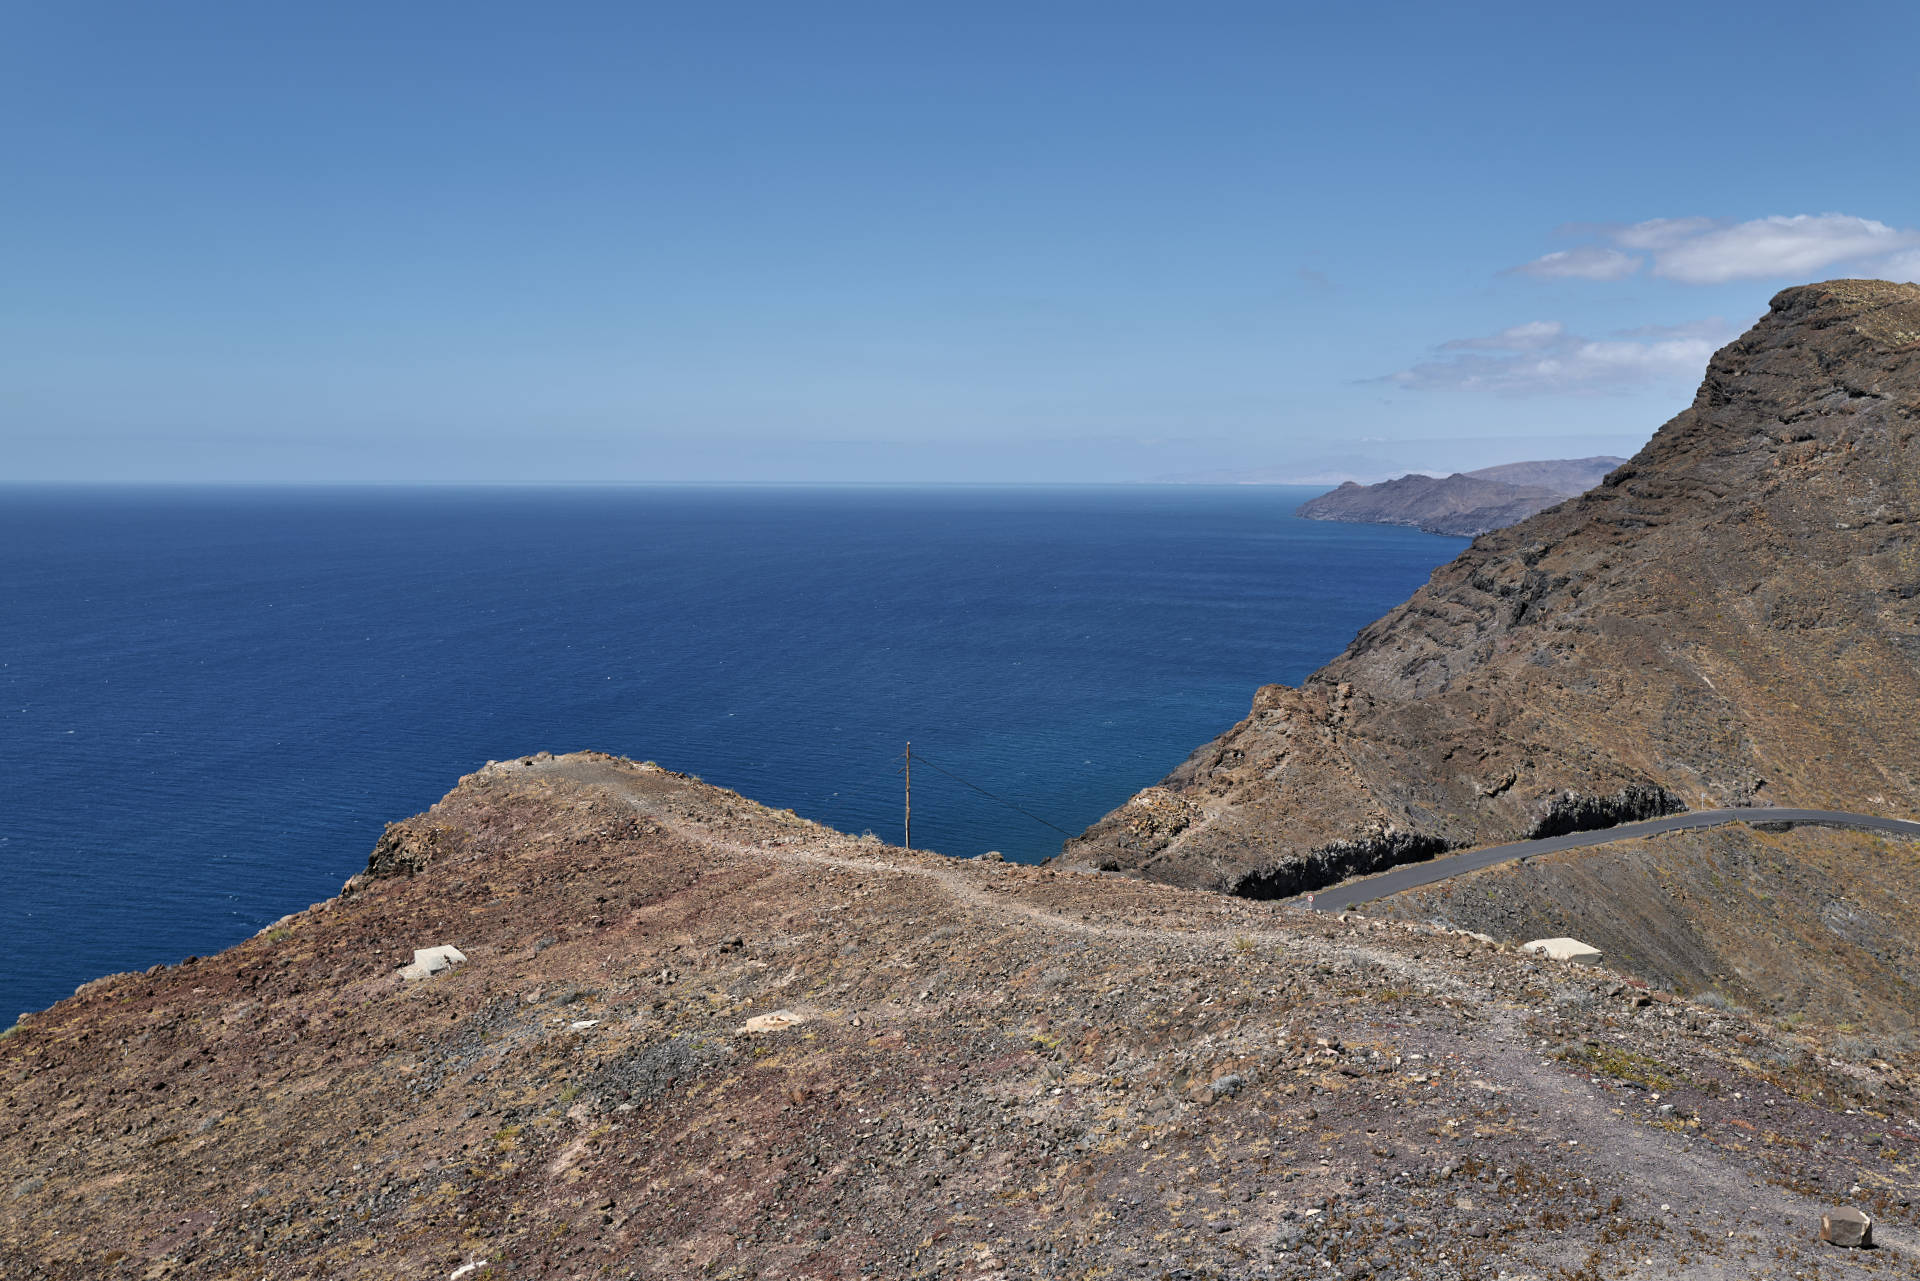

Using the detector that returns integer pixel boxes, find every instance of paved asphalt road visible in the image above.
[1300,808,1920,912]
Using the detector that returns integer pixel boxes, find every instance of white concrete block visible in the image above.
[1521,937,1602,965]
[399,944,467,982]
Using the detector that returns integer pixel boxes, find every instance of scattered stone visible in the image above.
[740,1009,809,1034]
[1209,1073,1245,1099]
[1820,1207,1872,1248]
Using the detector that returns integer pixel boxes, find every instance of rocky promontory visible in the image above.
[1067,280,1920,903]
[1295,456,1625,537]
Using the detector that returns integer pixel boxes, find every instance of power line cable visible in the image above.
[904,748,1077,838]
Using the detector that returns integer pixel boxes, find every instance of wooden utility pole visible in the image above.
[904,742,912,850]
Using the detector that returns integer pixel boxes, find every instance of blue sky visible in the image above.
[4,2,1916,483]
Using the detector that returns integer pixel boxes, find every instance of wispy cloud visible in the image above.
[1439,320,1565,351]
[1654,215,1918,284]
[1864,247,1920,285]
[1510,246,1641,281]
[1611,217,1720,251]
[1382,317,1736,395]
[1608,318,1732,341]
[1509,213,1920,285]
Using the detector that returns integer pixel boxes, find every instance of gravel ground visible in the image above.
[4,751,1917,1280]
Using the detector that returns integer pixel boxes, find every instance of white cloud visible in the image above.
[1439,320,1565,351]
[1512,246,1641,281]
[1871,248,1920,284]
[1610,317,1732,341]
[1651,214,1919,284]
[1383,318,1737,395]
[1612,217,1720,251]
[1508,213,1920,286]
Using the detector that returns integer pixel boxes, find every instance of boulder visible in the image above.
[1521,938,1602,965]
[740,1009,809,1034]
[1208,1073,1245,1100]
[1820,1207,1873,1248]
[398,945,467,982]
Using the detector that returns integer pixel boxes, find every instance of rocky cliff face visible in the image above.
[1066,280,1920,894]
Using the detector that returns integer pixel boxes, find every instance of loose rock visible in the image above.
[1820,1207,1872,1248]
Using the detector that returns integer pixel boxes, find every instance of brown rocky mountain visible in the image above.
[1065,280,1920,903]
[1295,456,1625,536]
[8,752,1920,1278]
[1466,457,1632,493]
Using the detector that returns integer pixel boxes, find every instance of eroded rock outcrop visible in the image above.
[361,821,468,880]
[1066,280,1920,892]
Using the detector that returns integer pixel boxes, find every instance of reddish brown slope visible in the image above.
[7,752,1920,1278]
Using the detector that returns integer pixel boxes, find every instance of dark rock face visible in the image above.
[1525,784,1686,840]
[1228,829,1456,901]
[1066,280,1920,892]
[361,821,467,880]
[1296,456,1625,537]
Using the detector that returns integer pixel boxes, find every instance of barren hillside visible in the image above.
[5,753,1919,1279]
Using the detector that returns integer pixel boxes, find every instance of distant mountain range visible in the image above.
[1294,455,1627,536]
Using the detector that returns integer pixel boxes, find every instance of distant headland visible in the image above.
[1294,455,1627,536]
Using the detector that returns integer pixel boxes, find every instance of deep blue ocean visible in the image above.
[1,486,1464,1019]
